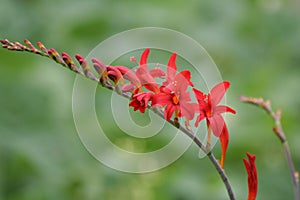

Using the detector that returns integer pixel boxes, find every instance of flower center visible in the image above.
[205,95,213,118]
[206,109,212,118]
[172,95,179,105]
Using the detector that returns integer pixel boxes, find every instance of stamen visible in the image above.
[130,56,139,64]
[172,95,179,105]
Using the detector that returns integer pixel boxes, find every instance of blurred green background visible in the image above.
[1,0,300,199]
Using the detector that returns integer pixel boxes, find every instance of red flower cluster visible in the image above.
[89,49,236,168]
[0,38,236,168]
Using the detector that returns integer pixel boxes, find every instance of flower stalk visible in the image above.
[240,96,299,200]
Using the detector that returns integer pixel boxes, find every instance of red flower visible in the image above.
[152,86,195,121]
[129,92,153,113]
[243,153,258,200]
[92,51,160,90]
[129,48,165,93]
[163,53,193,88]
[92,58,126,85]
[193,81,236,168]
[152,53,195,121]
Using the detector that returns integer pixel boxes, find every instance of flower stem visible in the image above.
[283,141,299,200]
[240,96,299,200]
[207,152,235,200]
[178,123,235,200]
[206,119,212,151]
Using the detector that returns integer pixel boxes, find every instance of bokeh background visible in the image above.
[1,0,300,199]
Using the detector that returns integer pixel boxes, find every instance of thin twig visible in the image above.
[1,39,236,200]
[240,96,299,200]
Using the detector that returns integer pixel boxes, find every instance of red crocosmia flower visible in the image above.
[114,65,141,92]
[152,53,195,121]
[92,58,107,76]
[92,57,142,91]
[91,58,126,85]
[129,92,153,113]
[120,49,165,93]
[243,153,258,200]
[193,81,236,168]
[92,58,109,84]
[106,66,124,84]
[163,53,194,88]
[135,48,165,93]
[122,83,136,93]
[152,85,195,121]
[115,66,139,84]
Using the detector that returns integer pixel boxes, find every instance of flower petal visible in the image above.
[136,65,159,92]
[152,93,171,106]
[149,68,165,78]
[107,66,123,84]
[129,92,153,113]
[140,48,150,66]
[165,104,176,121]
[166,53,177,83]
[193,88,206,102]
[135,92,152,105]
[219,124,229,168]
[129,98,140,111]
[179,102,196,120]
[122,83,135,92]
[195,113,205,127]
[91,58,107,75]
[167,52,177,71]
[209,81,230,106]
[243,153,258,200]
[177,70,194,87]
[214,105,236,115]
[208,115,226,137]
[114,66,141,86]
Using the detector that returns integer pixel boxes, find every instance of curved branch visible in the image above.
[240,96,299,200]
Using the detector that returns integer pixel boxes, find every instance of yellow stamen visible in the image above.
[172,95,179,105]
[138,86,143,93]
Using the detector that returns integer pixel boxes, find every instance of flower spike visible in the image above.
[1,42,238,200]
